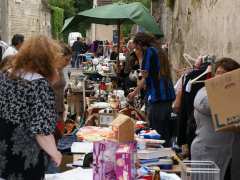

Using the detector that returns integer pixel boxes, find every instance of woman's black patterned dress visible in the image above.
[0,73,57,180]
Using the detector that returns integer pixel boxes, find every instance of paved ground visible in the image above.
[63,65,85,83]
[63,65,74,82]
[62,65,80,121]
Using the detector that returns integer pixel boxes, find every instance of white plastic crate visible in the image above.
[181,161,220,180]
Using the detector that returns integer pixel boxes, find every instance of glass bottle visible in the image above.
[153,169,161,180]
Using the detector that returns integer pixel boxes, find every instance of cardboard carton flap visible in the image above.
[205,69,240,131]
[111,114,134,127]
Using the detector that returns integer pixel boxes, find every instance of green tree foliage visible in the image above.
[112,0,151,37]
[49,0,75,17]
[74,0,93,12]
[68,0,93,37]
[49,0,75,40]
[50,6,64,39]
[48,0,93,41]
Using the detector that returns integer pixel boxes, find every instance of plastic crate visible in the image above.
[181,161,220,180]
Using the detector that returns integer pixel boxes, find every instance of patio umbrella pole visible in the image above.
[117,22,121,62]
[117,22,121,73]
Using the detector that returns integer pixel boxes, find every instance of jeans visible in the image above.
[46,160,60,174]
[71,52,80,68]
[71,53,86,68]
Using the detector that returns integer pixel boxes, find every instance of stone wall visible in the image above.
[151,0,173,43]
[152,0,240,70]
[87,0,115,42]
[0,0,9,42]
[1,0,51,44]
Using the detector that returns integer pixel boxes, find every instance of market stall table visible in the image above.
[67,89,94,117]
[45,168,92,180]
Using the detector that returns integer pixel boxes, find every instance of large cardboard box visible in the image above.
[111,114,135,143]
[205,69,240,132]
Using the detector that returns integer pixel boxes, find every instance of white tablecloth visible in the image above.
[45,168,181,180]
[45,168,92,180]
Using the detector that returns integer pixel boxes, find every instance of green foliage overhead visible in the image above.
[68,0,93,38]
[74,0,93,12]
[121,24,132,37]
[49,0,75,17]
[50,6,64,40]
[48,0,93,42]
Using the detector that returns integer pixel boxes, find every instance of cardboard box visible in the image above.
[205,69,240,132]
[111,114,135,143]
[93,140,118,180]
[115,143,137,180]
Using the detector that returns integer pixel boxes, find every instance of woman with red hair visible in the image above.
[0,35,62,180]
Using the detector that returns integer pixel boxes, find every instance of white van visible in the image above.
[68,32,82,47]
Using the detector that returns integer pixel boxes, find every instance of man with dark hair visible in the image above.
[0,36,2,60]
[71,37,87,68]
[2,34,24,59]
[110,45,118,60]
[122,40,139,91]
[0,36,8,61]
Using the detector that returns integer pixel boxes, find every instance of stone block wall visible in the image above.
[0,0,51,44]
[152,0,240,71]
[0,0,9,42]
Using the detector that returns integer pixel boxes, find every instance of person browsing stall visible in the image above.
[191,58,240,180]
[128,32,175,146]
[110,45,118,60]
[52,43,72,140]
[123,39,139,92]
[0,35,62,180]
[2,34,24,60]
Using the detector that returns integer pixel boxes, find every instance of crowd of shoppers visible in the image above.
[0,30,239,180]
